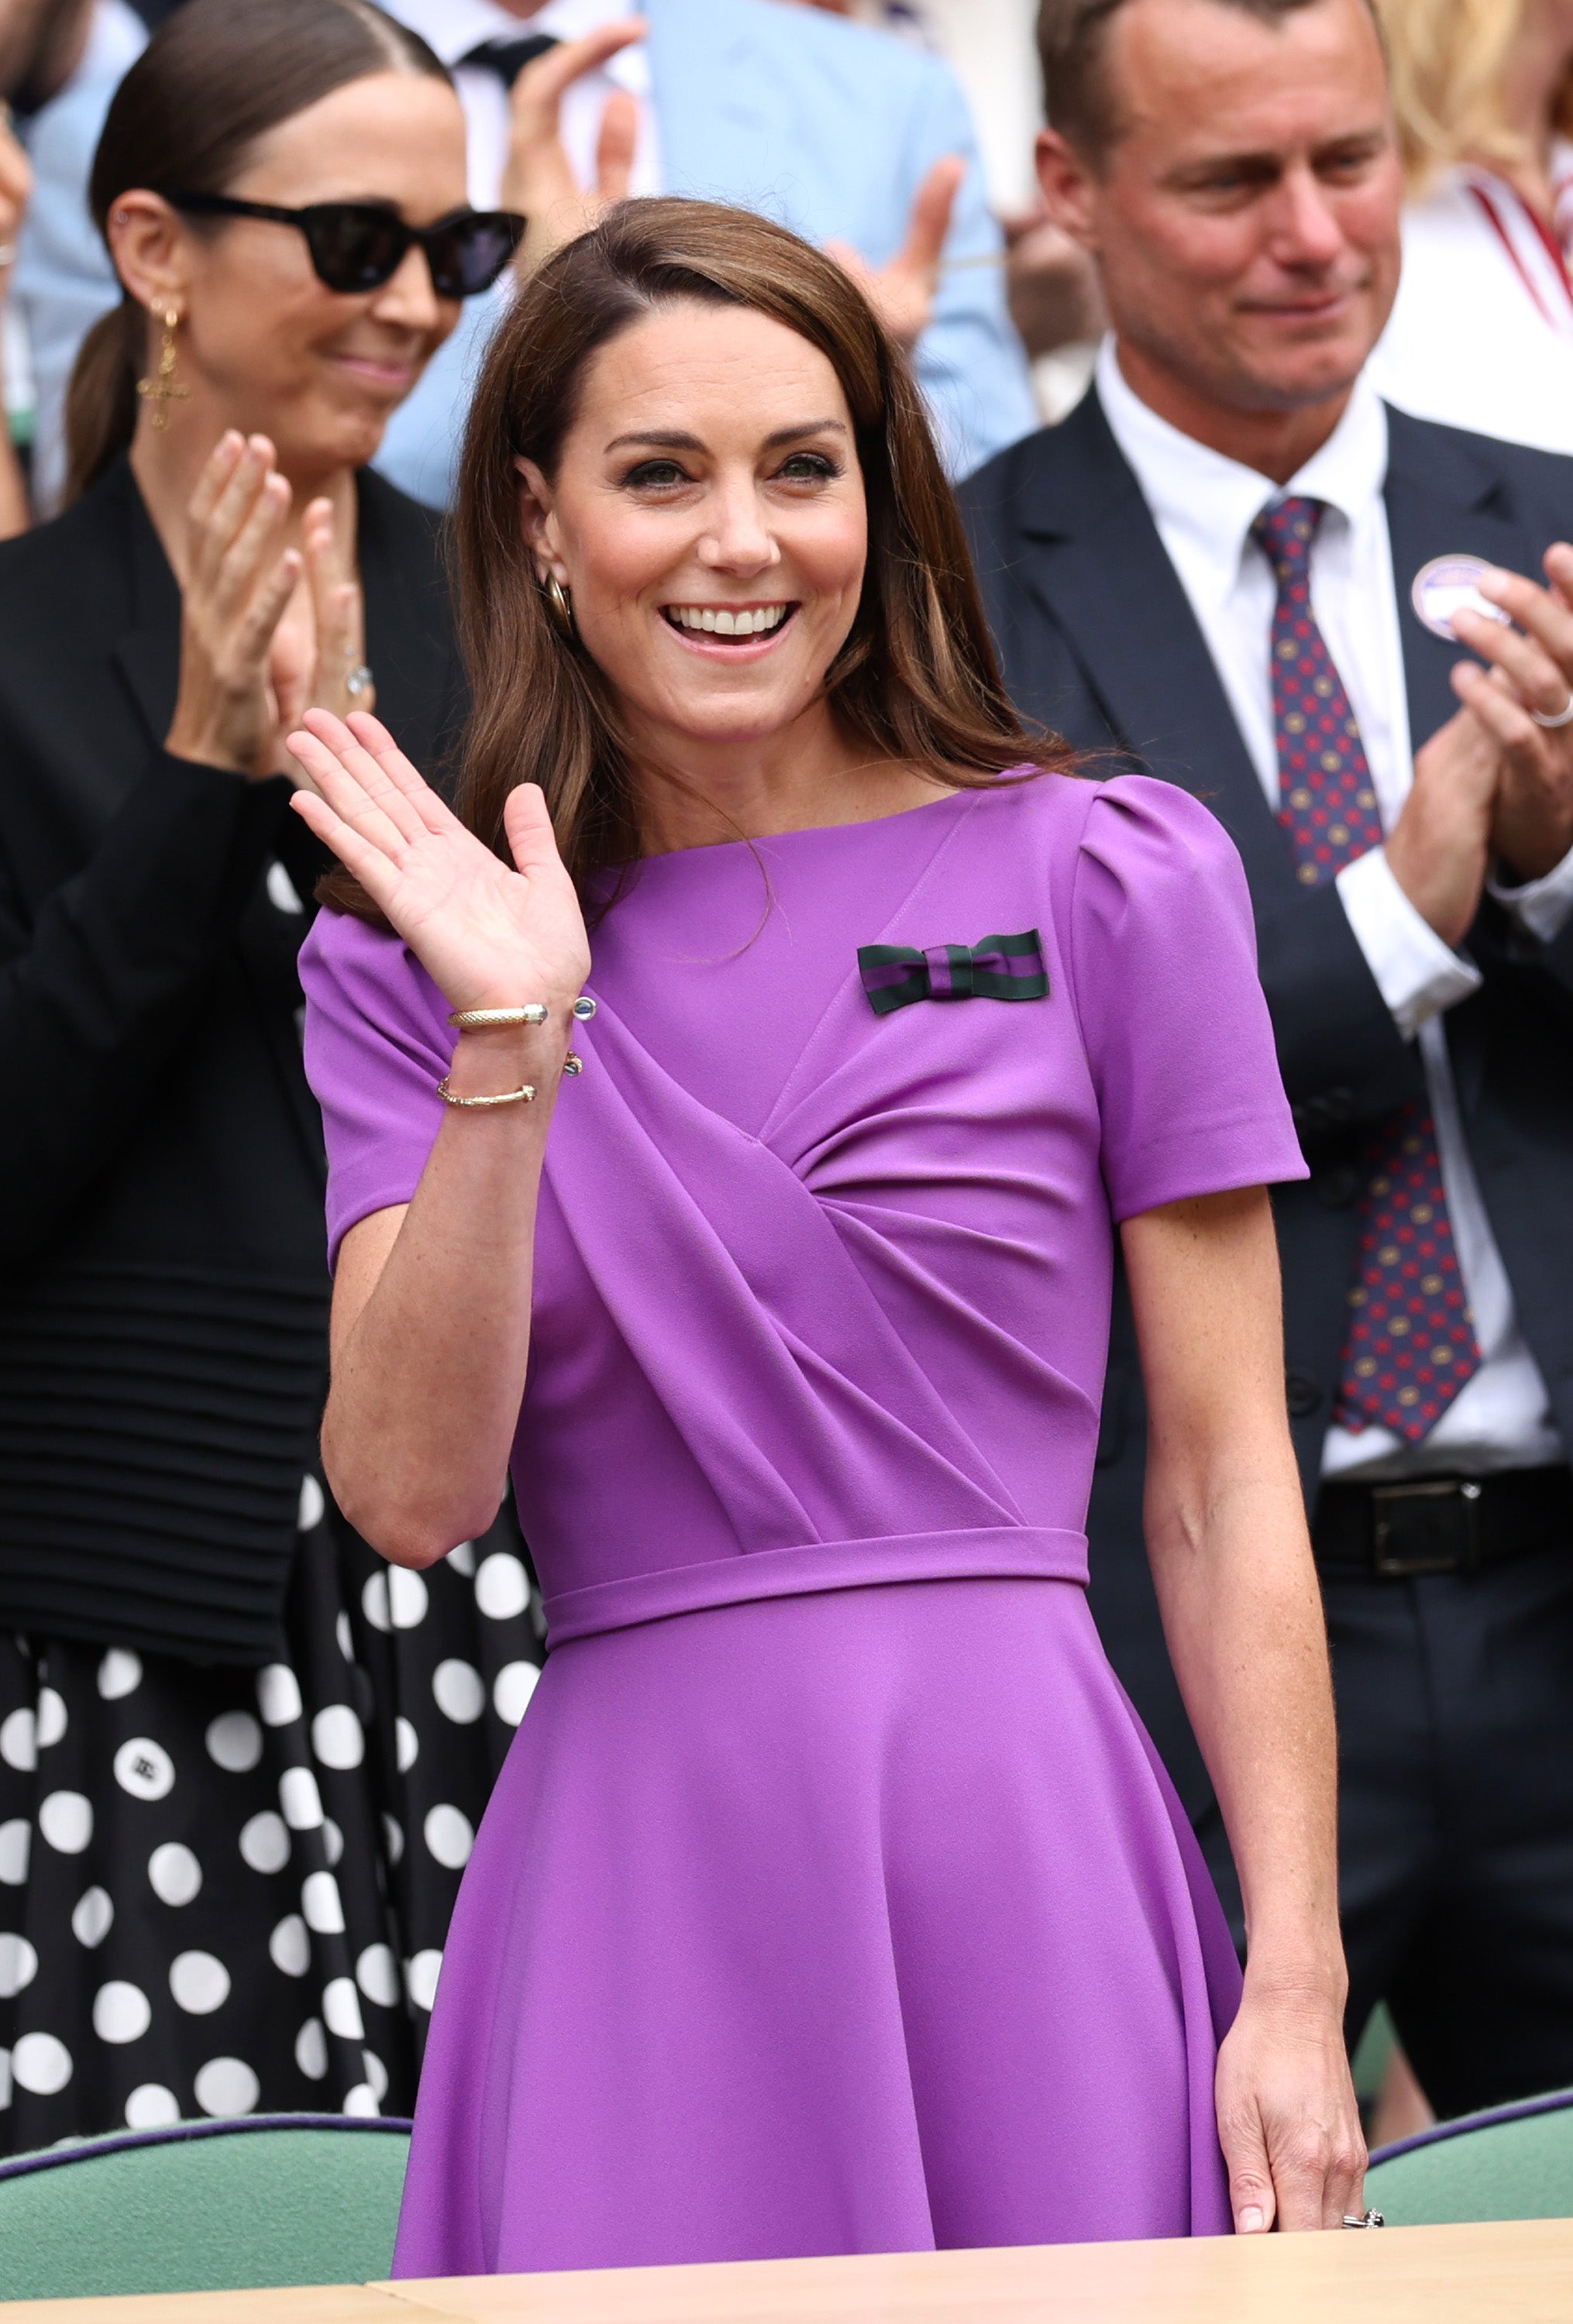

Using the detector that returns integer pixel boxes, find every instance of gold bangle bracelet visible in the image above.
[436,1074,536,1108]
[449,1005,548,1030]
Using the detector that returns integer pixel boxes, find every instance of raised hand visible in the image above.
[825,156,965,352]
[164,431,298,780]
[499,19,646,272]
[287,709,590,1017]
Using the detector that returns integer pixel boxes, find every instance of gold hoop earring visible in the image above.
[136,304,189,429]
[542,572,576,641]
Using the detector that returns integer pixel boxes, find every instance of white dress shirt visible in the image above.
[384,0,662,208]
[1096,338,1570,1479]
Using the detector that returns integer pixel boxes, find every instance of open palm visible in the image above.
[287,710,590,1016]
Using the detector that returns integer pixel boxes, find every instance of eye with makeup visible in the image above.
[620,457,694,492]
[774,449,842,486]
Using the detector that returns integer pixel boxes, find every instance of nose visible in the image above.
[1266,163,1348,272]
[696,472,782,579]
[369,241,447,338]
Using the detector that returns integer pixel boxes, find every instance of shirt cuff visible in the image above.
[1336,846,1482,1040]
[1487,842,1573,944]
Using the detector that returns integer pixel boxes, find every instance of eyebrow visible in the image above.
[603,418,850,454]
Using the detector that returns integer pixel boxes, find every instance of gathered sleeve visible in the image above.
[298,907,452,1267]
[1065,775,1309,1222]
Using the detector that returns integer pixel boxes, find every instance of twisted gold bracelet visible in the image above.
[448,1004,548,1030]
[436,1074,536,1108]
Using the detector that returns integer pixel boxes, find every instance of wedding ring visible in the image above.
[345,662,373,697]
[1531,693,1573,729]
[1342,2209,1385,2229]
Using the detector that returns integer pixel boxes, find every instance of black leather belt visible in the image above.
[1313,1465,1573,1579]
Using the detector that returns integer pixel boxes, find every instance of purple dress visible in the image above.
[299,772,1307,2275]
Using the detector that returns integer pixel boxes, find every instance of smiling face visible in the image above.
[1043,0,1401,431]
[518,301,870,767]
[133,70,468,476]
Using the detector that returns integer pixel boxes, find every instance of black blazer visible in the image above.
[0,456,463,1664]
[959,392,1573,1817]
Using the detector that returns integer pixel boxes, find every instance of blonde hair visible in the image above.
[1376,0,1573,191]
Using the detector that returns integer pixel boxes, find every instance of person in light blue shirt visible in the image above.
[375,0,1038,505]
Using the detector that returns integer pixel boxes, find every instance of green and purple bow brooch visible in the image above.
[857,929,1049,1016]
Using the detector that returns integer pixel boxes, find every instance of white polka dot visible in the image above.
[422,1804,473,1870]
[361,2048,389,2102]
[298,1474,325,1530]
[279,1767,322,1831]
[72,1888,113,1948]
[38,1792,93,1854]
[12,2032,71,2095]
[170,1951,230,2015]
[355,1943,400,2007]
[295,2017,328,2080]
[93,1982,150,2044]
[0,2048,11,2109]
[391,1566,429,1628]
[113,1738,174,1802]
[405,1950,442,2012]
[256,1665,302,1728]
[360,1572,391,1634]
[238,1811,290,1875]
[269,1914,310,1977]
[0,1934,37,1997]
[342,2083,379,2117]
[322,1817,344,1868]
[395,1717,418,1773]
[335,1613,354,1662]
[96,1650,142,1701]
[432,1660,485,1725]
[446,1540,475,1578]
[302,1870,345,1934]
[205,1712,262,1773]
[35,1689,67,1749]
[381,1814,404,1865]
[493,1662,539,1727]
[311,1705,363,1770]
[0,1819,30,1885]
[474,1551,528,1621]
[125,2083,181,2129]
[148,1843,201,1907]
[1,1709,36,1772]
[267,860,305,916]
[323,1975,363,2040]
[194,2057,258,2117]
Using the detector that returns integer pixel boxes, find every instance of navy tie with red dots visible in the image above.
[1253,494,1481,1442]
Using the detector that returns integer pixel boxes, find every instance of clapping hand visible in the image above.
[499,20,646,272]
[1451,546,1573,883]
[824,156,965,352]
[286,710,590,1022]
[164,432,301,781]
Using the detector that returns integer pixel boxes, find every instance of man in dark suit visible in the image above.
[961,0,1573,2119]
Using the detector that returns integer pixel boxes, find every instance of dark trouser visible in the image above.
[1318,1491,1573,2123]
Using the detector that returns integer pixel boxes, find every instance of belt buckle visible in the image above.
[1371,1478,1482,1576]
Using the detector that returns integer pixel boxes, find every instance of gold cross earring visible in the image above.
[136,304,189,428]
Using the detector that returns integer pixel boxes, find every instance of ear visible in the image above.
[1037,129,1101,256]
[513,454,568,588]
[105,189,191,316]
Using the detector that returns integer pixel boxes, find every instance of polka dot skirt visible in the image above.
[0,1479,542,2148]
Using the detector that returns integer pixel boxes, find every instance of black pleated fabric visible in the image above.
[0,1264,328,1664]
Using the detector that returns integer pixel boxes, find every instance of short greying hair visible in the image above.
[1037,0,1336,159]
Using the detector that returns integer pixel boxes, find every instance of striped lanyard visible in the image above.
[1465,160,1573,341]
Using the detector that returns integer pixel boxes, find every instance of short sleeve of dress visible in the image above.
[298,907,453,1268]
[1066,775,1308,1222]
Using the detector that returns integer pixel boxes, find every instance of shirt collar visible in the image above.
[1095,334,1389,586]
[389,0,639,67]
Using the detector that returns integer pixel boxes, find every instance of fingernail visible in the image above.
[1238,2207,1265,2233]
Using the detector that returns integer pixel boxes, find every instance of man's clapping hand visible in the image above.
[500,20,645,272]
[825,156,965,352]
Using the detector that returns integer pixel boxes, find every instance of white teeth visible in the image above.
[667,604,789,638]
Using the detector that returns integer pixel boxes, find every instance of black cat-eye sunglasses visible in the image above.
[167,191,526,299]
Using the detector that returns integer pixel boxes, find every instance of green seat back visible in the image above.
[1365,2091,1573,2226]
[0,2115,411,2301]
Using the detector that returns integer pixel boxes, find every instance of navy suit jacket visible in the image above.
[959,390,1573,1821]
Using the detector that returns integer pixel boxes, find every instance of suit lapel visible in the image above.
[1012,393,1304,910]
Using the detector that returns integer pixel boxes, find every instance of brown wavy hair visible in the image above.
[322,196,1069,923]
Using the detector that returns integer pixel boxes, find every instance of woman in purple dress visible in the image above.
[290,197,1365,2274]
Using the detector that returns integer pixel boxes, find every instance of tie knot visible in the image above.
[1252,494,1323,581]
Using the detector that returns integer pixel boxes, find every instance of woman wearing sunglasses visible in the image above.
[0,0,542,2151]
